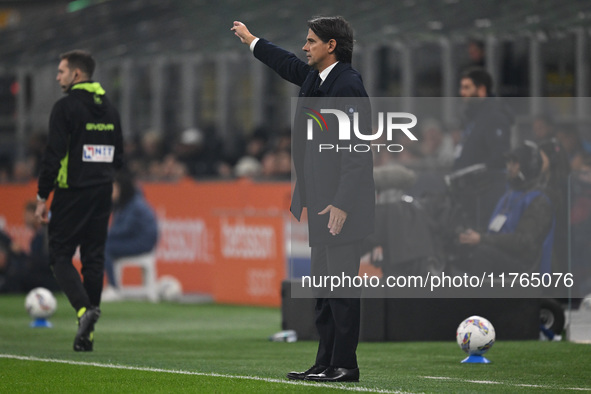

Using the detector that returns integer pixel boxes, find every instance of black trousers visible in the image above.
[310,240,362,369]
[48,183,112,311]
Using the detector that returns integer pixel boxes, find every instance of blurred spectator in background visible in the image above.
[274,149,292,179]
[139,130,167,179]
[102,171,158,300]
[234,155,262,178]
[571,154,591,222]
[0,153,13,182]
[216,160,234,178]
[453,67,513,230]
[532,114,556,143]
[531,116,571,269]
[0,229,24,293]
[273,129,291,152]
[18,201,59,292]
[244,126,269,162]
[0,133,48,183]
[260,148,292,180]
[556,127,591,171]
[467,39,486,68]
[454,67,513,171]
[231,128,269,177]
[260,150,278,178]
[395,132,422,165]
[417,119,456,167]
[174,126,223,178]
[538,137,570,192]
[26,132,48,178]
[232,126,295,180]
[157,153,188,181]
[538,138,570,272]
[372,132,422,167]
[569,154,591,296]
[12,159,34,182]
[122,135,145,178]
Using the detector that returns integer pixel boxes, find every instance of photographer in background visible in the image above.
[452,141,554,274]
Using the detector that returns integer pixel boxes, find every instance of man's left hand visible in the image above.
[319,205,347,236]
[459,228,481,245]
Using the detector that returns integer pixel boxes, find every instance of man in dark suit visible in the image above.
[454,68,513,172]
[232,16,375,383]
[453,67,514,230]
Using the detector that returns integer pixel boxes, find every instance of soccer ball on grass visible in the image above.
[157,275,183,302]
[456,315,495,356]
[25,287,57,319]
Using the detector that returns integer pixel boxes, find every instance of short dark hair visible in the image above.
[462,67,493,95]
[307,16,354,63]
[59,50,96,78]
[506,140,542,181]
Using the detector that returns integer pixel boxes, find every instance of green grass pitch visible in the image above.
[1,294,590,393]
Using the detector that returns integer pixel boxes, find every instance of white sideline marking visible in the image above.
[465,380,500,384]
[423,376,591,391]
[0,354,410,394]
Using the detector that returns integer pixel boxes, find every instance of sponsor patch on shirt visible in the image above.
[86,123,114,131]
[83,145,114,162]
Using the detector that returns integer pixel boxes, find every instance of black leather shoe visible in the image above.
[305,366,360,382]
[286,364,327,380]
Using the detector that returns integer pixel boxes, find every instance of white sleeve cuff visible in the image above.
[249,37,260,52]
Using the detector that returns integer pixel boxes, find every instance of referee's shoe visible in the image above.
[74,307,101,351]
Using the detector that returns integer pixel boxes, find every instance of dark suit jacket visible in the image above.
[254,39,375,246]
[453,98,514,171]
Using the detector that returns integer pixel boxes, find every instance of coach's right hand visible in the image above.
[231,21,257,46]
[35,199,49,225]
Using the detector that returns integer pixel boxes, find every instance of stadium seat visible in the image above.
[114,251,158,302]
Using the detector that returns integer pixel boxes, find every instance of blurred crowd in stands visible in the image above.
[1,201,60,294]
[2,36,591,295]
[0,124,294,183]
[1,37,590,184]
[122,125,292,181]
[1,114,591,184]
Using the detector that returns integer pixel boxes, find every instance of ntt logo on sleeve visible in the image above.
[304,108,418,152]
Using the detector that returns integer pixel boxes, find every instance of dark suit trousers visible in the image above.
[310,240,362,369]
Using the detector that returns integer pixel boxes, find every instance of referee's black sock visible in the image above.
[82,267,104,307]
[52,257,91,312]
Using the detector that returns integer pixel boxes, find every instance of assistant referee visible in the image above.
[35,50,124,351]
